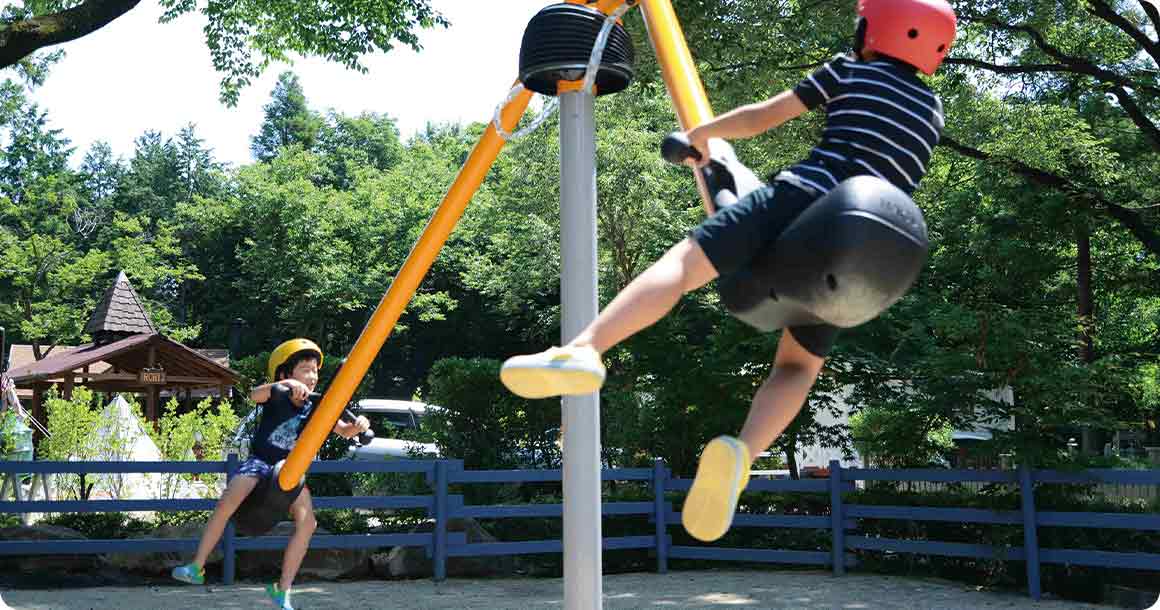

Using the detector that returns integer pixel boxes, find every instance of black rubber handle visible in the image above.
[661,131,702,164]
[308,392,375,445]
[340,408,375,446]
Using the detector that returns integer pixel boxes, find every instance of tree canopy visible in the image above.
[1,1,1156,472]
[0,0,447,103]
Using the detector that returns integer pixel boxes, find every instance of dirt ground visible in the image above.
[0,570,1122,610]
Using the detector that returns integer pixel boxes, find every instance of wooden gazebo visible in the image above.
[3,271,239,440]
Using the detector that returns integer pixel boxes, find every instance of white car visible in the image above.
[347,399,442,460]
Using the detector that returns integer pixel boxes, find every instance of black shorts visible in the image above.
[690,180,840,358]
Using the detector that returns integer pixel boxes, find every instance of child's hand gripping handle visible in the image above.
[308,392,375,446]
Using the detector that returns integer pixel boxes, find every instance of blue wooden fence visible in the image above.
[0,458,1157,600]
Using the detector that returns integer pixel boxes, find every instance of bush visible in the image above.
[38,387,106,500]
[424,357,559,472]
[40,512,152,540]
[152,510,212,529]
[849,404,954,468]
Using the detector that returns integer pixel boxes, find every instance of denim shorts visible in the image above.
[236,456,274,480]
[690,180,840,358]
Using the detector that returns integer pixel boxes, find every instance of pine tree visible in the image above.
[250,72,324,162]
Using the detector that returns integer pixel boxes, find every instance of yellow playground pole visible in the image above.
[639,0,718,215]
[278,86,534,491]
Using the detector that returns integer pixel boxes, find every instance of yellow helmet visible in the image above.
[267,338,323,382]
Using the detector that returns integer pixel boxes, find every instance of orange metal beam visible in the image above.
[278,85,534,491]
[639,0,717,215]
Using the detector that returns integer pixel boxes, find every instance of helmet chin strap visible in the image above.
[853,17,868,58]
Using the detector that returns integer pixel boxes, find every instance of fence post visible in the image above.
[829,459,845,576]
[1018,464,1041,600]
[652,458,668,574]
[433,460,448,582]
[223,452,238,586]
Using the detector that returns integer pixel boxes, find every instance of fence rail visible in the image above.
[0,458,1157,600]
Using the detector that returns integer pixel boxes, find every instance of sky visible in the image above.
[28,1,549,168]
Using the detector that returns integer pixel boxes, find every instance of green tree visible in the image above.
[39,387,105,500]
[251,72,325,162]
[149,397,239,498]
[75,141,123,241]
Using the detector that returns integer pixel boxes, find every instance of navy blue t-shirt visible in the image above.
[782,54,944,195]
[250,384,315,464]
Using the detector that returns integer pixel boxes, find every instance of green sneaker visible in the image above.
[266,582,294,610]
[171,563,204,585]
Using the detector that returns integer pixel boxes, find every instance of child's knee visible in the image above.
[295,512,317,534]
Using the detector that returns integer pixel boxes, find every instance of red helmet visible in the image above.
[858,0,957,75]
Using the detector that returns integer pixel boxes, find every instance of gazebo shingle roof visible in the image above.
[85,271,155,337]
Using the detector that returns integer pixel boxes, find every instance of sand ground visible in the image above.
[0,569,1120,610]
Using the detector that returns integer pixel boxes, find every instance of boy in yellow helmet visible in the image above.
[172,338,370,610]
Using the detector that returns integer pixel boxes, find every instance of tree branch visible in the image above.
[960,13,1160,95]
[705,58,826,75]
[945,57,1072,75]
[1142,0,1160,35]
[0,0,141,71]
[1108,85,1160,152]
[946,58,1160,152]
[940,135,1160,259]
[1087,0,1160,66]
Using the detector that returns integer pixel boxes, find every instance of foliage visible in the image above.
[1,0,1156,503]
[148,397,239,498]
[2,1,449,105]
[251,72,325,163]
[39,511,152,540]
[850,404,955,468]
[423,357,559,472]
[37,387,105,500]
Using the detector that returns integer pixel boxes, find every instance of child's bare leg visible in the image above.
[279,486,317,592]
[682,331,824,542]
[571,237,718,353]
[502,237,718,398]
[192,475,260,567]
[738,331,825,462]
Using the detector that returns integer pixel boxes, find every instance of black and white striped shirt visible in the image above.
[780,54,944,195]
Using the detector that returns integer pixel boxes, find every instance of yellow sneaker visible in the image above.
[682,435,751,542]
[500,346,606,399]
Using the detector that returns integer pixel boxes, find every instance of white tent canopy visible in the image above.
[92,395,208,500]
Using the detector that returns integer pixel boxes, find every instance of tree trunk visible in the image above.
[785,434,799,480]
[1077,224,1095,363]
[1076,223,1102,455]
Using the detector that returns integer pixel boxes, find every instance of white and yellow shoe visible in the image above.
[682,435,751,542]
[500,345,606,399]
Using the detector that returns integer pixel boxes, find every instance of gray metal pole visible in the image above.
[558,89,602,610]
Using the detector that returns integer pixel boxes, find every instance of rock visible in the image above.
[0,525,100,573]
[101,522,219,574]
[1104,585,1160,609]
[237,522,371,580]
[382,518,514,579]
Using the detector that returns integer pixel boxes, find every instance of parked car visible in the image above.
[347,399,442,460]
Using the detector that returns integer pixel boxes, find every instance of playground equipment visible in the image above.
[275,1,928,608]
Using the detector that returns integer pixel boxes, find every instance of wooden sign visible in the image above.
[140,368,166,385]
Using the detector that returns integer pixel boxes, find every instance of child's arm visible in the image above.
[250,383,276,404]
[249,379,310,403]
[687,90,809,160]
[332,416,372,440]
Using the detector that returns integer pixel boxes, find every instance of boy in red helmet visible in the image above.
[501,0,956,542]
